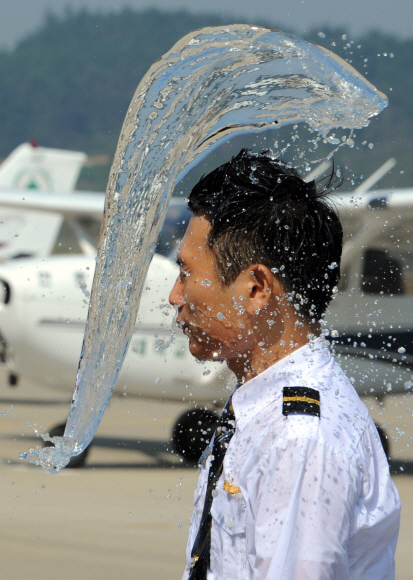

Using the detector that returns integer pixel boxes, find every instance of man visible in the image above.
[169,149,400,579]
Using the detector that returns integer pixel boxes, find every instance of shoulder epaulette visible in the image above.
[282,386,320,417]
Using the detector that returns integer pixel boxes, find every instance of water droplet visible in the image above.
[398,347,406,354]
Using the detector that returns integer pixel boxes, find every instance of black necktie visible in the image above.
[188,396,236,580]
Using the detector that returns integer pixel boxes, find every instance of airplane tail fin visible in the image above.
[0,142,87,192]
[0,143,88,260]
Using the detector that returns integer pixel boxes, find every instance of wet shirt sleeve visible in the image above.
[245,416,355,580]
[241,415,400,580]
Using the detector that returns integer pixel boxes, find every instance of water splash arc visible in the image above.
[23,25,387,472]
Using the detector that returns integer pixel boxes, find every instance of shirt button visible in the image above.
[227,517,233,528]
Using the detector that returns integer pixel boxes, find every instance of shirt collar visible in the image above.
[231,337,331,432]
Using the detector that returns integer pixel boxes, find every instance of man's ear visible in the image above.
[244,264,283,313]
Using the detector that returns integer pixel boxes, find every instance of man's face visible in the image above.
[169,214,246,362]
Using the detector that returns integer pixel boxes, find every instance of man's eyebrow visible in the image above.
[176,256,184,267]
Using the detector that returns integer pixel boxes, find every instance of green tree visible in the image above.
[0,10,410,189]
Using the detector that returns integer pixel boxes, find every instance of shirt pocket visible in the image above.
[210,483,247,535]
[210,483,248,579]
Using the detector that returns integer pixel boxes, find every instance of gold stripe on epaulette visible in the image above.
[224,480,241,495]
[283,396,320,405]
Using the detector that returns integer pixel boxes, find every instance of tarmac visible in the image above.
[0,373,411,580]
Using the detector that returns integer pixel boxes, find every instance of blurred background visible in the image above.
[0,0,411,190]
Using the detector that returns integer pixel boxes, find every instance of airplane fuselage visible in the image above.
[0,253,235,404]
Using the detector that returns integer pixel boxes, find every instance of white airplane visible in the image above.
[0,144,237,464]
[0,144,410,464]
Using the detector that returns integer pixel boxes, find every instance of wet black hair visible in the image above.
[188,149,343,320]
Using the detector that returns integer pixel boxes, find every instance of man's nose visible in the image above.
[169,277,185,307]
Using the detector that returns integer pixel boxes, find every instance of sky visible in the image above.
[0,0,412,51]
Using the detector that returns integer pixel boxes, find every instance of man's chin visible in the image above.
[188,338,222,362]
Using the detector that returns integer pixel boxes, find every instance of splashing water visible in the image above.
[21,25,387,473]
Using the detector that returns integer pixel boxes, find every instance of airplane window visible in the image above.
[361,248,404,295]
[52,219,84,254]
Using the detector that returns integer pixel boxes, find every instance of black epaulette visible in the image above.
[282,386,320,417]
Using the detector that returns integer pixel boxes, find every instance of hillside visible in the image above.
[0,9,410,190]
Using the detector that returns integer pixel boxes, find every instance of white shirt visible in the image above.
[182,338,401,580]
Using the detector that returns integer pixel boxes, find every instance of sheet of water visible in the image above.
[21,24,387,472]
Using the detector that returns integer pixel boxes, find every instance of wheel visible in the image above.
[8,373,18,386]
[43,422,91,468]
[172,408,218,463]
[375,424,390,459]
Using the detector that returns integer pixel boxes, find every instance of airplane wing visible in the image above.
[3,187,413,223]
[335,188,413,213]
[0,190,104,259]
[0,190,105,221]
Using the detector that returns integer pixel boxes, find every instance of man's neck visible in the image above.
[228,320,320,384]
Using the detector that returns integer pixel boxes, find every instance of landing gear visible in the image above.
[8,373,18,386]
[172,408,218,463]
[43,422,91,468]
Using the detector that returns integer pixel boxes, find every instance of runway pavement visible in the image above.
[0,374,411,579]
